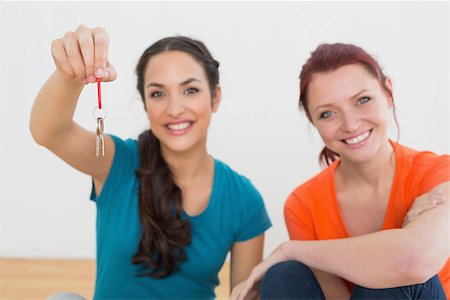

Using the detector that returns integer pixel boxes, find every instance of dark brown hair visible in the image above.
[298,43,396,166]
[133,36,219,278]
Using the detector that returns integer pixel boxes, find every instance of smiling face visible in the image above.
[307,64,393,164]
[144,50,221,156]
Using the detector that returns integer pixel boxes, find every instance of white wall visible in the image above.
[0,2,448,259]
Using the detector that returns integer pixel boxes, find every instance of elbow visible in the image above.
[29,120,47,147]
[397,250,441,285]
[29,119,56,148]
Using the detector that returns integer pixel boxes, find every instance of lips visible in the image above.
[167,121,191,131]
[342,129,371,145]
[165,121,193,136]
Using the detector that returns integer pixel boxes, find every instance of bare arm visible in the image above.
[231,182,449,300]
[30,25,117,191]
[307,188,444,300]
[283,182,450,288]
[230,234,265,291]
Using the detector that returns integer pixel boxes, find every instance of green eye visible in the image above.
[150,91,164,98]
[320,111,333,119]
[357,96,370,105]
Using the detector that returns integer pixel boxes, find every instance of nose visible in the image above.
[166,95,185,118]
[341,111,361,133]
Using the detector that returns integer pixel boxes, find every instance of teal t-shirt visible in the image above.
[90,135,272,299]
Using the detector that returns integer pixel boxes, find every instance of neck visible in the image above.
[161,145,213,188]
[337,140,395,189]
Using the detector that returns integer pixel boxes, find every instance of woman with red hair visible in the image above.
[232,43,449,299]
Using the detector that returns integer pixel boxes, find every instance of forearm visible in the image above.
[30,69,84,146]
[283,229,425,289]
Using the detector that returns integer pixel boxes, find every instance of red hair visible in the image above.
[298,43,395,166]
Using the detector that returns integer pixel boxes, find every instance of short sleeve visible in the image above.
[90,134,139,205]
[235,182,272,242]
[416,154,450,194]
[284,192,317,241]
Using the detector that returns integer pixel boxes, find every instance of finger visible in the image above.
[76,25,95,82]
[51,38,75,79]
[63,31,87,82]
[431,194,445,204]
[103,61,117,82]
[92,27,110,79]
[241,279,256,300]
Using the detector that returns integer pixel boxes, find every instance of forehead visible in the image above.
[144,50,206,83]
[308,64,379,105]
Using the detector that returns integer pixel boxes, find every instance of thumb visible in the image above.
[99,61,117,82]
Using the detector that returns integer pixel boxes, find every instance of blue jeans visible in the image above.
[260,261,447,299]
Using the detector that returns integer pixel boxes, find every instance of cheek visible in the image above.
[316,128,333,145]
[316,122,338,140]
[146,107,160,123]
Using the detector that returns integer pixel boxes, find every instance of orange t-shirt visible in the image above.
[284,143,450,297]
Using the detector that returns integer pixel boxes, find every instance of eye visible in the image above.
[319,111,334,119]
[150,91,165,98]
[184,87,199,95]
[357,96,371,105]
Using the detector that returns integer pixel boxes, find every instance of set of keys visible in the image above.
[95,115,105,157]
[93,78,106,158]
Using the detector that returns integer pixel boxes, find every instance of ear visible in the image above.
[211,85,222,113]
[385,77,394,108]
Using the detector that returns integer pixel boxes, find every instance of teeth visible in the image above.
[167,122,190,131]
[345,131,370,145]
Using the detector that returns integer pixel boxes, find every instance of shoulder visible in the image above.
[213,159,271,241]
[394,142,450,172]
[394,142,450,196]
[214,159,261,198]
[105,134,139,177]
[110,134,138,154]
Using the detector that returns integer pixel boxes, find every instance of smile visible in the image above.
[167,121,191,131]
[165,121,193,136]
[343,130,371,145]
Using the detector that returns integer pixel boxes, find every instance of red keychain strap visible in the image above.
[97,78,102,109]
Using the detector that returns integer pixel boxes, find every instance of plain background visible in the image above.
[0,1,448,259]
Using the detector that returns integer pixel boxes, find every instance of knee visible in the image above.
[260,261,324,299]
[261,261,316,289]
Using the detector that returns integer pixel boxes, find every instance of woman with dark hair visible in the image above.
[30,25,271,299]
[232,43,449,299]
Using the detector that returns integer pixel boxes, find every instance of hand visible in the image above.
[51,25,117,84]
[231,243,289,300]
[403,189,444,227]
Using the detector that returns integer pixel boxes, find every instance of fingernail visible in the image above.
[104,71,110,79]
[82,78,89,85]
[96,68,105,78]
[88,75,96,83]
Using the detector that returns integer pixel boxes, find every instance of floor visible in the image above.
[0,258,230,299]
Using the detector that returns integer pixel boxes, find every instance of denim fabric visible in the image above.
[260,261,325,299]
[260,261,447,300]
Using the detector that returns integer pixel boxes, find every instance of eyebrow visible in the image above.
[313,89,372,112]
[146,77,202,89]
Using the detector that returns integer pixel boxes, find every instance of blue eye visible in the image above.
[319,111,334,119]
[184,87,199,94]
[150,91,165,98]
[357,96,371,105]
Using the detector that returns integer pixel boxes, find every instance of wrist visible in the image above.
[53,69,84,89]
[279,241,293,261]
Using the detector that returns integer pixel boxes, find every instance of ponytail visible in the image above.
[319,146,340,167]
[132,129,191,278]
